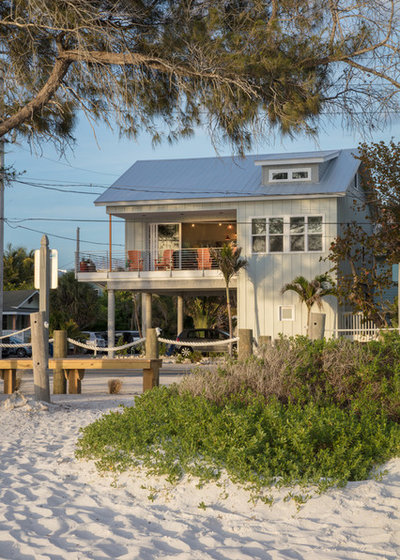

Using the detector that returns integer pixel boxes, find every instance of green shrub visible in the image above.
[179,333,400,419]
[76,387,400,491]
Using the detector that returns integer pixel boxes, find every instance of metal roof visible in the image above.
[95,149,359,205]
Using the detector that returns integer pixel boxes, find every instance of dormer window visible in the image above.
[269,168,311,182]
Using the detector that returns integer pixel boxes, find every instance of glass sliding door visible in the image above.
[149,223,181,270]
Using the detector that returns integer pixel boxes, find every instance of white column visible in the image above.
[177,294,184,335]
[142,292,152,336]
[107,288,115,358]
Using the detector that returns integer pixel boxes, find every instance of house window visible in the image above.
[269,218,284,252]
[269,168,311,182]
[279,306,294,321]
[251,215,323,253]
[271,171,288,181]
[251,218,267,253]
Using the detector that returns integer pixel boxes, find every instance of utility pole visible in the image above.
[75,226,80,273]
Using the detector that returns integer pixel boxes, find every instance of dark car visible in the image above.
[171,328,233,356]
[115,330,142,354]
[2,336,32,358]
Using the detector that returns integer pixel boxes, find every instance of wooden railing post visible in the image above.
[53,330,67,394]
[238,328,253,360]
[31,311,50,403]
[144,328,159,391]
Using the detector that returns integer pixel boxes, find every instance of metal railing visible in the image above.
[77,248,223,273]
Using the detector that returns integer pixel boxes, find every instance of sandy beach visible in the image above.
[1,366,400,559]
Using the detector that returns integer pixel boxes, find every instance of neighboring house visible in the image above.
[77,149,365,341]
[3,289,39,338]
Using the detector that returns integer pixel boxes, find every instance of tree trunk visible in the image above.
[306,306,312,337]
[226,284,233,356]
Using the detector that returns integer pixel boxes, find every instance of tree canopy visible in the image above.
[326,140,400,326]
[281,274,336,336]
[3,244,34,290]
[1,1,400,152]
[50,270,100,330]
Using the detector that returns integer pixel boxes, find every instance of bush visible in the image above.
[179,333,400,420]
[76,387,400,490]
[108,379,123,394]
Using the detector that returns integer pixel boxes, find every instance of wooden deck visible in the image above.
[0,357,162,394]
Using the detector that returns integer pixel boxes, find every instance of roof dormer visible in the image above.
[254,150,339,186]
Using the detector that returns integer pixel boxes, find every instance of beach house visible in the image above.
[77,149,364,344]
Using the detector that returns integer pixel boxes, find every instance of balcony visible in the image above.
[76,248,235,294]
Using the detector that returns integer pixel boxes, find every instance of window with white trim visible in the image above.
[251,215,323,253]
[269,168,311,182]
[279,305,295,321]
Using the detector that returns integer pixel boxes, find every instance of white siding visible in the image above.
[238,197,338,339]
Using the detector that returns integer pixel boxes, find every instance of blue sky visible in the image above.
[5,114,400,270]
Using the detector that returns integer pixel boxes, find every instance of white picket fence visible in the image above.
[333,312,387,341]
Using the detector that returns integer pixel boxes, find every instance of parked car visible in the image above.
[81,331,106,353]
[115,330,142,354]
[2,336,32,358]
[170,328,233,356]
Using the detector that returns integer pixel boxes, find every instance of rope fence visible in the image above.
[66,337,146,353]
[0,326,32,340]
[158,336,238,347]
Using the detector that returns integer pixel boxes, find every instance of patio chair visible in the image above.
[154,249,174,270]
[127,250,143,271]
[196,247,212,270]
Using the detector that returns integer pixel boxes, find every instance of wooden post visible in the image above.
[65,369,85,394]
[3,369,15,394]
[259,335,272,347]
[53,330,67,394]
[144,328,159,391]
[238,328,253,360]
[31,311,50,403]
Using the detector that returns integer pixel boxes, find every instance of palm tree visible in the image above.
[281,274,336,337]
[211,243,248,342]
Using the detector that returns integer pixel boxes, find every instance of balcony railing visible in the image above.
[77,248,223,273]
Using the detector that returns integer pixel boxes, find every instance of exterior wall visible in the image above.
[237,197,339,339]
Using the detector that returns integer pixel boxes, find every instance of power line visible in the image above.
[5,221,124,246]
[16,146,120,177]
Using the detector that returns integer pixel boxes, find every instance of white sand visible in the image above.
[1,368,400,560]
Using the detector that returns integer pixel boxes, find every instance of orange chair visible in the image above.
[154,249,174,270]
[197,248,212,270]
[127,250,143,271]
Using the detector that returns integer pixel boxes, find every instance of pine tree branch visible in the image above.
[57,49,256,96]
[0,58,71,138]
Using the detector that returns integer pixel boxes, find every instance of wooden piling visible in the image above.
[53,330,67,394]
[144,328,159,391]
[31,311,50,403]
[238,329,253,360]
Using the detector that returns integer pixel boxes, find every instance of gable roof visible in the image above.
[95,148,359,205]
[3,290,39,313]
